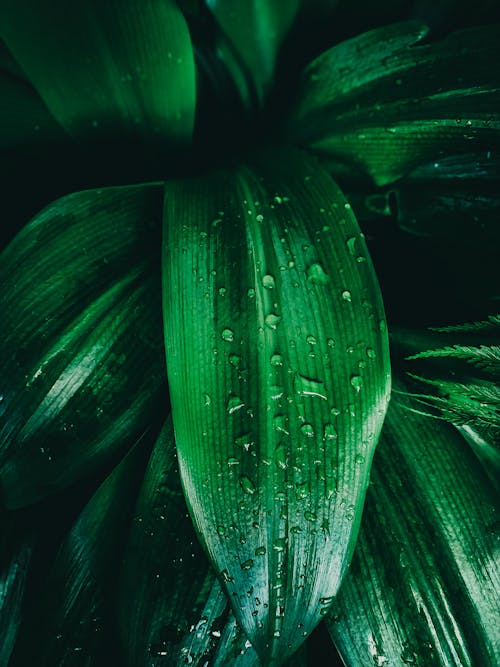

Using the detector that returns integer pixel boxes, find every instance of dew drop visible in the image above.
[247,287,256,298]
[350,375,363,392]
[235,433,254,451]
[262,274,275,289]
[239,475,255,495]
[323,423,337,440]
[306,263,330,285]
[256,214,264,222]
[346,236,357,256]
[271,353,283,366]
[327,338,335,348]
[255,546,266,556]
[366,347,377,359]
[306,334,317,345]
[294,374,327,400]
[227,457,240,466]
[241,559,254,570]
[341,290,352,302]
[217,525,226,536]
[304,511,317,522]
[221,569,234,583]
[227,395,244,414]
[273,538,286,552]
[355,453,365,464]
[300,423,315,438]
[222,328,234,342]
[265,313,281,330]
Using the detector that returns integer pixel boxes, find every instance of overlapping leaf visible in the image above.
[162,148,390,664]
[391,320,500,488]
[9,433,152,666]
[389,152,500,239]
[0,512,37,665]
[288,21,500,185]
[118,418,260,666]
[0,0,196,145]
[0,185,166,507]
[326,380,500,666]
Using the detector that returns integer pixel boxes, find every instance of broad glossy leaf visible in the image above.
[162,148,391,663]
[0,185,166,507]
[390,153,500,239]
[391,321,500,488]
[327,380,500,666]
[288,22,500,185]
[9,432,152,666]
[1,0,196,145]
[206,0,301,102]
[0,512,37,665]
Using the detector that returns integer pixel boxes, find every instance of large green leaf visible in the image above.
[0,0,196,145]
[9,432,152,666]
[288,22,500,185]
[390,319,500,488]
[162,148,391,663]
[0,185,166,507]
[326,380,500,666]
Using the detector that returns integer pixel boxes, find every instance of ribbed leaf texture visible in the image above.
[0,185,166,507]
[0,0,196,145]
[326,379,500,666]
[162,148,390,664]
[288,21,500,185]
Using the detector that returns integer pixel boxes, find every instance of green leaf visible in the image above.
[0,185,166,508]
[206,0,301,103]
[288,22,500,185]
[9,432,152,666]
[326,380,500,666]
[118,418,260,665]
[0,0,196,145]
[0,512,37,665]
[389,153,500,239]
[390,321,500,488]
[162,148,391,664]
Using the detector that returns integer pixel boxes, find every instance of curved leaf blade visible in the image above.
[1,0,196,145]
[327,379,500,666]
[162,148,390,663]
[9,433,151,666]
[0,185,166,507]
[118,418,260,666]
[288,22,500,185]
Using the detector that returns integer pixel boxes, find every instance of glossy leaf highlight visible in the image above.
[289,22,500,185]
[327,380,500,666]
[162,149,390,663]
[0,185,166,507]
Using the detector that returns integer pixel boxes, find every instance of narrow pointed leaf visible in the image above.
[0,513,37,665]
[0,185,166,507]
[206,0,301,102]
[288,22,500,185]
[1,0,196,145]
[391,321,500,487]
[327,381,500,666]
[162,148,391,663]
[9,433,152,666]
